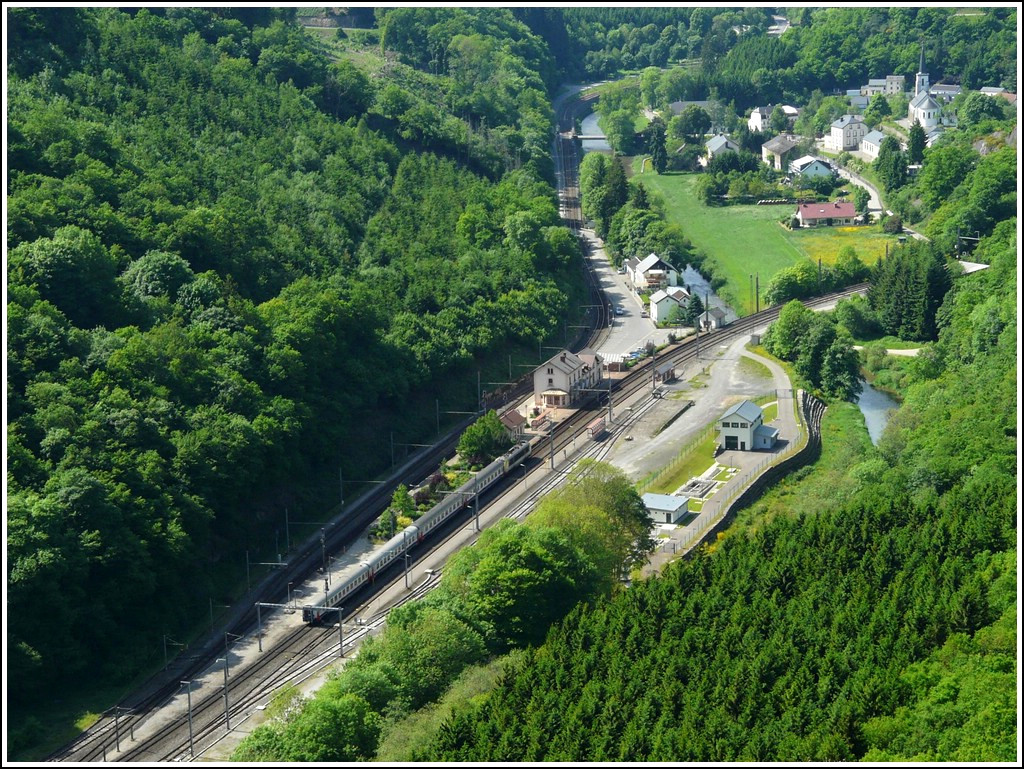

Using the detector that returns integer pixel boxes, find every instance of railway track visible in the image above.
[50,81,867,762]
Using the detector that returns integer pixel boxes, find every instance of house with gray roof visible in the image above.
[642,493,690,525]
[704,133,739,164]
[829,114,868,151]
[533,349,602,409]
[761,134,801,171]
[718,400,777,451]
[859,130,887,160]
[790,155,834,178]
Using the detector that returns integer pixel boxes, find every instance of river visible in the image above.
[856,379,899,445]
[579,111,611,152]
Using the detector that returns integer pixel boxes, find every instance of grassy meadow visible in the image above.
[633,168,896,316]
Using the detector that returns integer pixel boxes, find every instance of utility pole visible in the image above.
[284,508,290,553]
[339,468,344,508]
[755,273,760,313]
[218,658,230,731]
[181,681,195,758]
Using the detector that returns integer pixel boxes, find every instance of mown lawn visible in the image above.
[634,170,897,316]
[635,171,804,316]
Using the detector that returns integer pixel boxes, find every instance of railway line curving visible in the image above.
[50,77,868,762]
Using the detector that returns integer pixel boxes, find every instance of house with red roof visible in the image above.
[795,201,857,228]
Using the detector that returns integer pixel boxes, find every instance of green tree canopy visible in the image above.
[457,410,513,465]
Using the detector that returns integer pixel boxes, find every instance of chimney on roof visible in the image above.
[560,353,566,363]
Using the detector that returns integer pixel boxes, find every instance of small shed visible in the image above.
[642,493,690,525]
[654,361,677,384]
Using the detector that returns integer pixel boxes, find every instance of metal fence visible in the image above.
[655,390,819,557]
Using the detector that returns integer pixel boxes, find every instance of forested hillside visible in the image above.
[424,226,1017,760]
[517,7,1016,112]
[6,6,579,725]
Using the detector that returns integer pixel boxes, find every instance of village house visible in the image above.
[860,74,904,97]
[929,83,962,103]
[795,201,857,228]
[859,130,887,161]
[718,400,777,452]
[630,253,679,291]
[828,114,868,152]
[649,286,690,324]
[533,349,602,409]
[703,133,739,165]
[761,134,800,171]
[845,89,870,111]
[747,105,799,132]
[789,155,834,179]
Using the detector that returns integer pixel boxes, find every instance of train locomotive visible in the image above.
[302,439,533,623]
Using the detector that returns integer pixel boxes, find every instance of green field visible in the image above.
[634,170,896,315]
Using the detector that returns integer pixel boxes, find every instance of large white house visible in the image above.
[533,349,602,409]
[629,253,679,290]
[718,400,777,452]
[829,115,868,151]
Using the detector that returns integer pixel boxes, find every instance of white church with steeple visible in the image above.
[908,44,940,129]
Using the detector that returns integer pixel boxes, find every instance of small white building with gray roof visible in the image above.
[641,493,690,525]
[718,399,778,451]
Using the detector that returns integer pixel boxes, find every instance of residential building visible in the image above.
[846,90,870,111]
[642,493,690,525]
[649,286,690,324]
[533,349,602,409]
[859,130,887,160]
[861,75,905,96]
[796,201,857,228]
[718,400,778,452]
[748,106,770,132]
[668,99,712,116]
[829,115,868,151]
[631,253,679,290]
[790,155,834,179]
[761,134,800,171]
[929,83,962,103]
[704,133,739,163]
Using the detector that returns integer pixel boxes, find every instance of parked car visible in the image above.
[614,306,624,316]
[641,310,649,318]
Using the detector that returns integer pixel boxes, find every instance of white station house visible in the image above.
[718,400,778,451]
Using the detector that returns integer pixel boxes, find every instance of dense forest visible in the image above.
[6,6,582,731]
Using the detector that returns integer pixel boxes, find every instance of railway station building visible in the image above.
[533,349,603,409]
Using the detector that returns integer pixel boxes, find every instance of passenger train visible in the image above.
[303,439,533,623]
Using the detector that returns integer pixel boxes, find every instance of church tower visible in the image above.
[915,44,930,97]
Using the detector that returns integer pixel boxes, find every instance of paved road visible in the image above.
[580,228,679,357]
